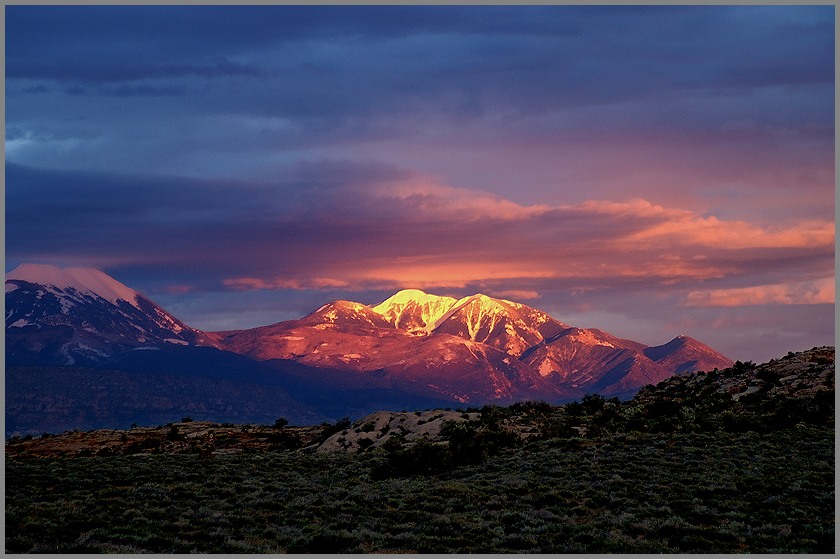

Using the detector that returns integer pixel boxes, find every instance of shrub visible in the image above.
[440,419,520,467]
[581,394,607,414]
[316,417,352,444]
[731,360,756,373]
[720,411,760,433]
[266,431,302,450]
[756,368,780,384]
[370,437,452,479]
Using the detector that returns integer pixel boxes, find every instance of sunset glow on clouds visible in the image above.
[5,5,834,362]
[214,184,834,298]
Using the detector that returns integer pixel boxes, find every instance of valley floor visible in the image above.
[6,426,834,553]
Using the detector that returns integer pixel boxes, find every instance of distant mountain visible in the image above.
[643,335,733,374]
[4,264,329,434]
[515,327,734,397]
[216,288,733,401]
[215,297,570,405]
[6,263,213,366]
[6,265,735,434]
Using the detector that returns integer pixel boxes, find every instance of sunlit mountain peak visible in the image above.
[372,289,458,334]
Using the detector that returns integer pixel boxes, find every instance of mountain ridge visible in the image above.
[6,264,213,366]
[6,264,734,432]
[210,286,733,400]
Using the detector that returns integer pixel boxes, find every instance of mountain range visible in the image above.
[5,263,733,435]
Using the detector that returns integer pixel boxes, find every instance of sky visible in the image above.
[5,5,835,363]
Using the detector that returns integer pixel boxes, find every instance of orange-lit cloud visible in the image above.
[9,160,833,364]
[215,177,833,308]
[578,198,836,250]
[373,177,552,221]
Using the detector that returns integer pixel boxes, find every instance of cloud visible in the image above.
[579,199,835,250]
[492,290,541,301]
[161,284,196,295]
[8,6,832,116]
[223,277,351,291]
[6,6,831,217]
[684,277,835,307]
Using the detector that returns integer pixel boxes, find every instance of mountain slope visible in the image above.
[6,263,214,366]
[643,335,733,374]
[432,294,569,356]
[214,299,573,404]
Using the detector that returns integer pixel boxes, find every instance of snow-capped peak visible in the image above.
[432,293,516,326]
[457,293,516,311]
[373,289,451,308]
[6,263,141,310]
[372,289,458,333]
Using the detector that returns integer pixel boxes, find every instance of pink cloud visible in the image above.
[373,177,551,221]
[683,277,835,307]
[492,289,541,300]
[577,198,835,250]
[209,172,832,315]
[223,277,350,291]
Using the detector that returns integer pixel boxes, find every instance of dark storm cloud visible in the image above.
[7,5,832,209]
[5,160,420,274]
[7,5,832,179]
[7,6,832,109]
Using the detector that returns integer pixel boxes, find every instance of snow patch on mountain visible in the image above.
[538,358,554,377]
[7,263,141,310]
[164,338,189,345]
[567,329,615,348]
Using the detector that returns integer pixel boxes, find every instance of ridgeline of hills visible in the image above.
[6,264,733,435]
[8,346,833,459]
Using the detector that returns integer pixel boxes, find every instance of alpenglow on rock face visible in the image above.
[372,289,459,334]
[216,288,734,401]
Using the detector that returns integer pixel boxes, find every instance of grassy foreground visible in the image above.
[6,426,833,553]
